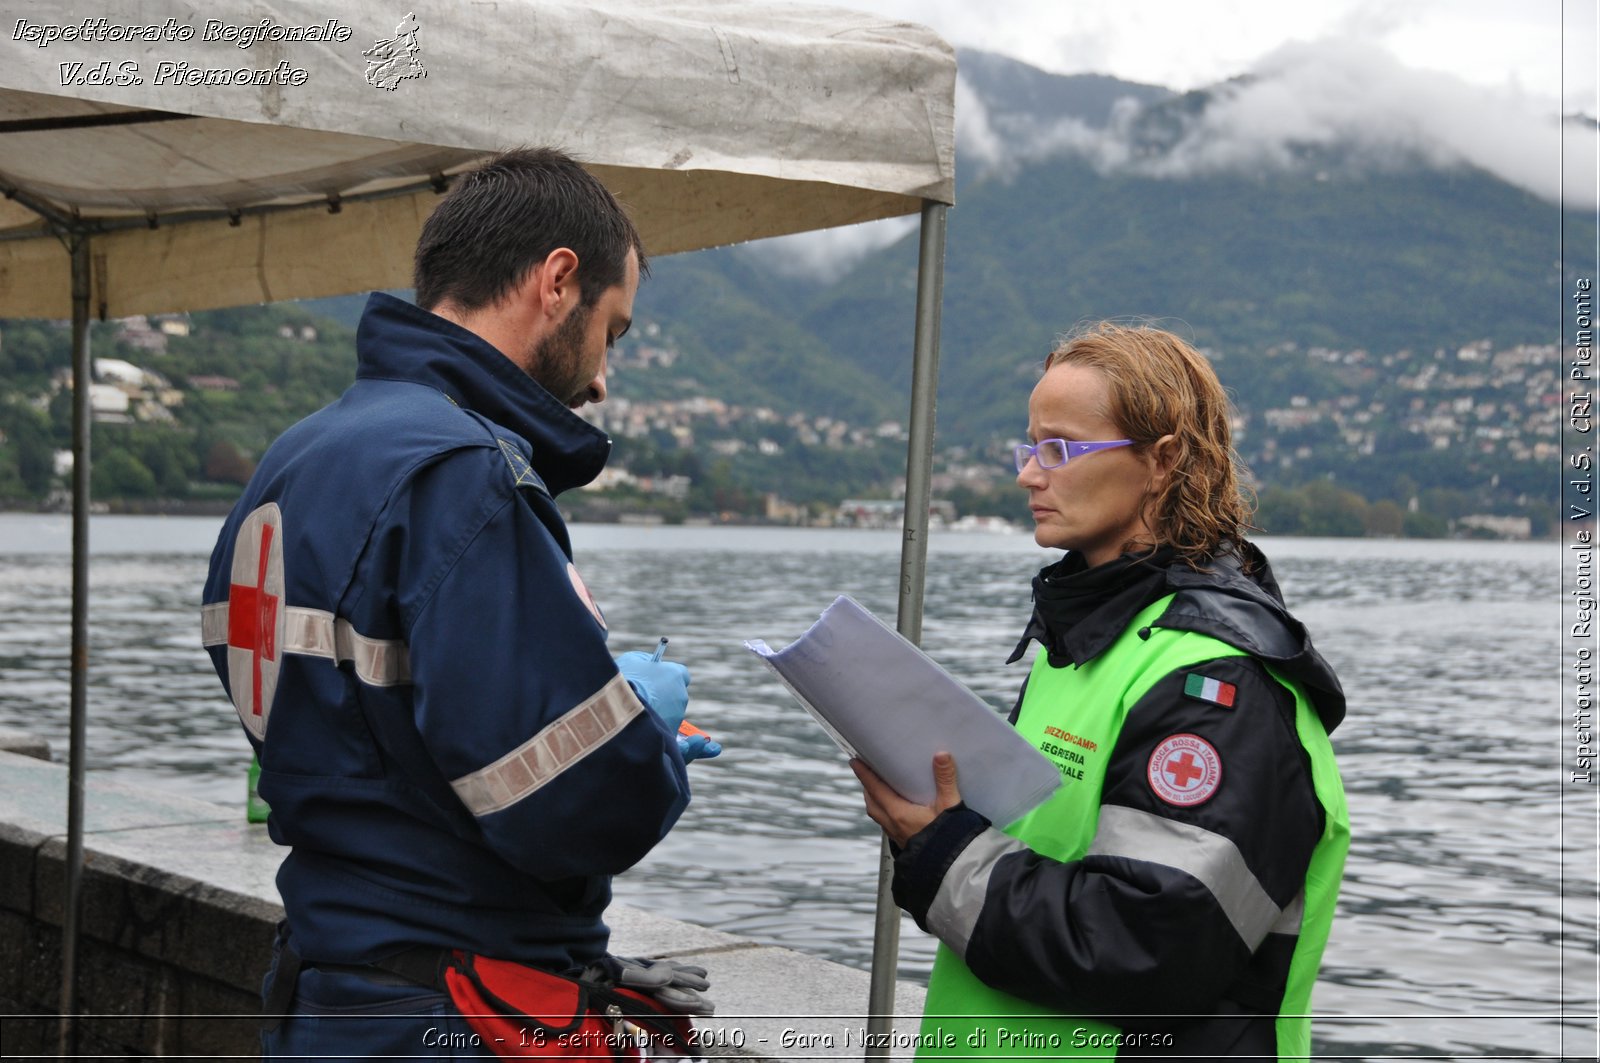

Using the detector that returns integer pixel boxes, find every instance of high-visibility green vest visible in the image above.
[917,595,1349,1060]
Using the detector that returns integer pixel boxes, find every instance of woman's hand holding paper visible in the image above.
[851,752,963,847]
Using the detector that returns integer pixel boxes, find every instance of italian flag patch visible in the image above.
[1184,672,1237,707]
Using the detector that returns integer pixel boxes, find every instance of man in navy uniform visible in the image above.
[202,148,705,1057]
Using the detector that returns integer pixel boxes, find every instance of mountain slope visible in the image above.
[801,153,1579,442]
[621,51,1588,448]
[293,51,1585,471]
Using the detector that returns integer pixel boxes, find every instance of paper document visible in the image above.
[745,596,1061,827]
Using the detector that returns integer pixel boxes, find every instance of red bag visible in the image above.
[442,951,697,1059]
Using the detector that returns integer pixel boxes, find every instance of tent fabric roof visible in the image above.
[0,0,955,317]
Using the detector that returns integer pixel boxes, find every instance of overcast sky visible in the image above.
[749,0,1596,273]
[803,0,1596,111]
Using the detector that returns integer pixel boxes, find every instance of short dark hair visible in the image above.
[413,147,648,312]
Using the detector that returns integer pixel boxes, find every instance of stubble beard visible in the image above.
[523,302,592,408]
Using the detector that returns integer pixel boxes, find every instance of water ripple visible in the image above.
[0,517,1586,1053]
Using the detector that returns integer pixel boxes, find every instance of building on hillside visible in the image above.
[836,498,956,529]
[88,384,131,423]
[187,375,241,391]
[1457,514,1532,540]
[112,317,167,353]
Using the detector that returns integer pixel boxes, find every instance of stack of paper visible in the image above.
[746,596,1060,827]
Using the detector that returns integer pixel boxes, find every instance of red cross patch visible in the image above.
[226,503,286,738]
[1147,733,1222,807]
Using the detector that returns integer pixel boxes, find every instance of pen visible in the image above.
[648,636,712,746]
[644,636,711,746]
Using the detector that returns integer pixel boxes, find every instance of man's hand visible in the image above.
[615,651,690,733]
[850,752,962,847]
[677,731,723,763]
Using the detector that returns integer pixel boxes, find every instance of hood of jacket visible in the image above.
[1009,541,1346,733]
[355,292,611,496]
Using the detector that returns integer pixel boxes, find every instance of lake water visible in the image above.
[0,513,1592,1058]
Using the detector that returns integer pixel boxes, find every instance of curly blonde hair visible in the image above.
[1045,322,1254,568]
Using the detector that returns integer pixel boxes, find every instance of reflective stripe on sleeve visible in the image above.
[1087,803,1284,948]
[200,601,227,645]
[201,602,411,687]
[926,827,1028,960]
[450,673,645,817]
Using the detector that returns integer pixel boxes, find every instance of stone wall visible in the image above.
[0,744,926,1060]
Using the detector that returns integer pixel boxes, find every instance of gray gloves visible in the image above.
[588,955,715,1016]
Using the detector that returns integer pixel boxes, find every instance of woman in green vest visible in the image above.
[853,323,1349,1059]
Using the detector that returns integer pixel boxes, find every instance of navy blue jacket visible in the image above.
[202,293,690,968]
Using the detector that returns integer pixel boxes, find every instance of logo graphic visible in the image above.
[364,12,425,91]
[1147,733,1223,807]
[226,503,287,738]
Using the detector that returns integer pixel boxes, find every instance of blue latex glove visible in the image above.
[678,732,723,763]
[615,651,690,733]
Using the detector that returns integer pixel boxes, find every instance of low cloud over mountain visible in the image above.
[955,40,1593,208]
[753,41,1590,280]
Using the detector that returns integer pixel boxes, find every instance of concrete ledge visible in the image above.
[0,747,926,1060]
[0,726,50,760]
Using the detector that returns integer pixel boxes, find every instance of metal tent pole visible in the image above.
[865,199,948,1057]
[58,233,92,1056]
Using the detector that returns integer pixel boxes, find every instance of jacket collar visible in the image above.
[1008,541,1347,734]
[1007,548,1180,668]
[355,292,611,496]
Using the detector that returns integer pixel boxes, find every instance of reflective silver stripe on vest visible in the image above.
[927,827,1028,960]
[450,673,644,817]
[1088,803,1283,948]
[1270,890,1305,936]
[200,602,412,687]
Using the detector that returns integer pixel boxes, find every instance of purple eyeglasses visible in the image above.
[1013,438,1133,473]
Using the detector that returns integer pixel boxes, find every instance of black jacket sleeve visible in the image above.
[892,655,1322,1023]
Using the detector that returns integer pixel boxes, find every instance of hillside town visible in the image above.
[1,311,1563,538]
[1246,339,1557,468]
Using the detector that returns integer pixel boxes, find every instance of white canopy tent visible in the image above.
[0,0,954,1053]
[0,0,953,313]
